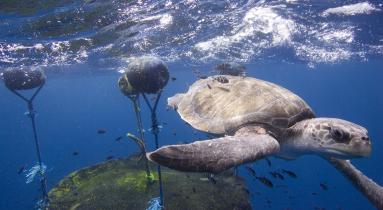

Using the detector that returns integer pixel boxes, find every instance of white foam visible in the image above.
[194,6,296,60]
[322,2,380,17]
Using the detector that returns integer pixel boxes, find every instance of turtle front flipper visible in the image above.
[326,158,383,209]
[147,134,280,174]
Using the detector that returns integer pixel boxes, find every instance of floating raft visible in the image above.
[48,156,251,210]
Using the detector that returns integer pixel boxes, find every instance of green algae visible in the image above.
[48,156,251,210]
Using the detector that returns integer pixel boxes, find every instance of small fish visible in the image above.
[207,84,212,89]
[192,187,196,193]
[18,165,27,174]
[106,155,114,160]
[205,173,217,184]
[171,77,177,81]
[320,182,328,191]
[270,171,284,180]
[198,75,208,79]
[265,158,272,166]
[311,192,317,195]
[256,176,273,188]
[208,176,217,184]
[245,166,257,178]
[72,151,79,156]
[115,136,123,141]
[281,169,297,178]
[97,128,107,134]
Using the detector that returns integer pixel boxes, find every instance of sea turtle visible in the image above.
[148,75,383,209]
[148,75,371,173]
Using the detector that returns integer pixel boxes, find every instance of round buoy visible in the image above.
[118,74,137,96]
[2,69,46,90]
[124,56,169,94]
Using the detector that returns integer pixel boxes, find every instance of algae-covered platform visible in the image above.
[48,156,251,210]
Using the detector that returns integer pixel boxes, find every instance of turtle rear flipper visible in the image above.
[147,134,280,174]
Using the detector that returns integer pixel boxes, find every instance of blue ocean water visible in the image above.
[1,0,383,209]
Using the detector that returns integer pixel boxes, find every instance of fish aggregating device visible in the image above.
[2,68,49,209]
[118,56,169,209]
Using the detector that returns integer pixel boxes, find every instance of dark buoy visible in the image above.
[214,62,246,76]
[3,69,46,90]
[2,68,49,209]
[118,56,169,209]
[124,56,169,94]
[118,74,137,96]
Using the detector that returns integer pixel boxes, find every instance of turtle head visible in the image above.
[296,118,371,159]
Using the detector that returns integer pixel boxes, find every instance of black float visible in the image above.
[2,69,49,209]
[118,56,169,209]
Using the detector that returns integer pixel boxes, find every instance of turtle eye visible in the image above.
[330,128,349,142]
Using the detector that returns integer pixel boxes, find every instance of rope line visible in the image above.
[142,92,164,209]
[7,83,49,208]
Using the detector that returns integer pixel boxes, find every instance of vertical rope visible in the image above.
[27,101,49,207]
[142,93,164,209]
[8,84,49,208]
[129,94,151,178]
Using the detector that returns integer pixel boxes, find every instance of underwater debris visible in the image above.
[256,176,273,188]
[281,169,297,178]
[25,163,47,184]
[97,128,107,134]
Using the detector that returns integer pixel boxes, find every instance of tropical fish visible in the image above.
[320,182,328,191]
[245,166,257,178]
[270,171,284,180]
[18,165,27,174]
[265,158,272,166]
[97,128,107,134]
[204,173,217,184]
[115,136,123,141]
[256,176,273,188]
[281,169,297,178]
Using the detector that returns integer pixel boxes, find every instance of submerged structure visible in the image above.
[118,56,170,208]
[2,69,49,209]
[48,156,251,210]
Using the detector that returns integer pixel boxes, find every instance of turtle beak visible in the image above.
[325,136,372,159]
